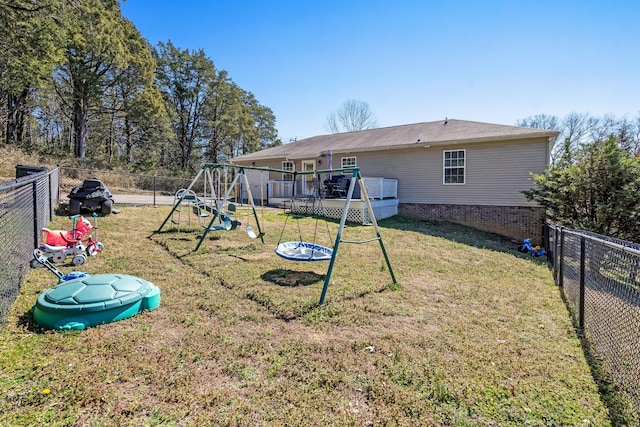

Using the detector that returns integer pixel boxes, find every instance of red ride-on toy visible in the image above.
[30,214,104,268]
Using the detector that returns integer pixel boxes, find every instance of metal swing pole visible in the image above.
[156,166,206,233]
[356,170,397,285]
[240,168,265,243]
[318,169,397,306]
[318,172,357,305]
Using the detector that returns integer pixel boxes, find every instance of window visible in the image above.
[341,156,357,168]
[443,150,465,184]
[282,161,294,181]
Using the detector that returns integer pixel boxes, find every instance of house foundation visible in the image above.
[399,203,545,244]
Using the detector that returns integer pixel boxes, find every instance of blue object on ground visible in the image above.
[519,238,546,257]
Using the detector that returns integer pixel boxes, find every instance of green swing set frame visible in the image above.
[156,163,397,305]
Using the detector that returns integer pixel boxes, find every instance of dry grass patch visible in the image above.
[0,205,632,426]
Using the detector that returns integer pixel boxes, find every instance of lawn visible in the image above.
[0,204,630,426]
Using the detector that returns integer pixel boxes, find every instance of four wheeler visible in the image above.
[68,178,114,215]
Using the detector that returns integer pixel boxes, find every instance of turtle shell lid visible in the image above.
[38,273,154,313]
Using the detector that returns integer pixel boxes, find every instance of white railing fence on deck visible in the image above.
[267,177,397,199]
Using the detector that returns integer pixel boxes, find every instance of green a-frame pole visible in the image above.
[318,168,397,305]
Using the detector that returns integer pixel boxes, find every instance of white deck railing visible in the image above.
[268,177,397,199]
[268,180,295,198]
[362,177,398,200]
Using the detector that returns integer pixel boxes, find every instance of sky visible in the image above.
[120,0,640,142]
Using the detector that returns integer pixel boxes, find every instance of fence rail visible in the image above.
[59,167,193,202]
[0,167,59,326]
[545,224,640,417]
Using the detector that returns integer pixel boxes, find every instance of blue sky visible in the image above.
[120,0,640,142]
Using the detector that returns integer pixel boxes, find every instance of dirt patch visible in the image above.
[261,269,324,287]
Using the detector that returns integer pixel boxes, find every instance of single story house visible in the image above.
[231,119,558,242]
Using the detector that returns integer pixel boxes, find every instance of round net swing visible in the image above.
[274,173,334,262]
[275,241,333,262]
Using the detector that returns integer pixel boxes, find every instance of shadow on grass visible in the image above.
[16,309,48,334]
[261,268,324,287]
[379,215,547,263]
[54,203,69,216]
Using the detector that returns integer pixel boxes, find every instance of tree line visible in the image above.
[519,113,640,241]
[2,2,639,240]
[0,0,281,174]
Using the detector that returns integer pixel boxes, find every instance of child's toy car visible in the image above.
[518,238,546,257]
[30,215,103,267]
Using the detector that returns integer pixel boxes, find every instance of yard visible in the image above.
[0,204,625,426]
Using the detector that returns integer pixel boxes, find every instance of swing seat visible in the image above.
[203,216,233,231]
[223,215,241,230]
[193,204,209,218]
[246,225,265,240]
[275,241,333,262]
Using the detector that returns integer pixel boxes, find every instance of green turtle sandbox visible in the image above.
[32,273,161,330]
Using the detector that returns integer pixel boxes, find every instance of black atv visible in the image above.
[68,178,114,215]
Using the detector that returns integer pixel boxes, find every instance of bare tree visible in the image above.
[519,112,640,165]
[325,99,378,133]
[517,114,560,132]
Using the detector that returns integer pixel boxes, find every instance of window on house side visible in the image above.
[282,161,294,181]
[341,156,357,168]
[443,150,465,184]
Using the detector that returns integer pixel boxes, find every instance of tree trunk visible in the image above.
[73,96,88,162]
[5,89,28,145]
[125,115,133,163]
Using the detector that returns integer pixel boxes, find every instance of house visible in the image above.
[231,119,558,242]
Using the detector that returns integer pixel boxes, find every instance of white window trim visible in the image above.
[282,161,294,181]
[442,149,466,185]
[341,156,357,168]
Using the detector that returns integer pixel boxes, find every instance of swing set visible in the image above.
[157,164,265,248]
[156,163,396,305]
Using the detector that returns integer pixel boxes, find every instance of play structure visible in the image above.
[30,249,160,330]
[158,165,265,250]
[156,163,396,305]
[30,214,103,267]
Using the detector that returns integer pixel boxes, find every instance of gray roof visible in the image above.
[233,118,559,161]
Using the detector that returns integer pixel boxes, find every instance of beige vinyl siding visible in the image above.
[352,137,548,207]
[233,136,548,207]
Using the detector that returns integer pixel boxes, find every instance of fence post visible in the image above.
[553,226,559,283]
[153,175,157,206]
[579,235,585,331]
[48,171,54,220]
[558,228,564,287]
[543,223,551,266]
[31,180,39,248]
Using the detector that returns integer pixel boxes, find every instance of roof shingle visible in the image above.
[234,119,558,161]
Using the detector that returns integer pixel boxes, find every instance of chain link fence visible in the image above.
[0,167,192,328]
[60,167,193,206]
[545,224,640,416]
[0,167,59,327]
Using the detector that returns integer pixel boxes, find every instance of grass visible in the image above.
[0,204,636,426]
